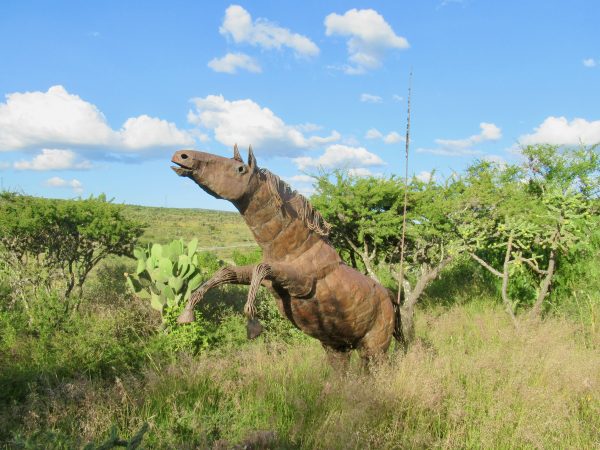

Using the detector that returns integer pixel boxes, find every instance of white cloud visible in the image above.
[583,58,597,68]
[383,131,403,144]
[417,147,482,157]
[365,128,383,139]
[342,135,360,146]
[483,154,506,165]
[415,171,435,183]
[288,174,315,183]
[392,94,403,102]
[348,167,377,177]
[0,85,195,153]
[0,86,114,150]
[298,187,315,196]
[119,115,194,150]
[46,176,68,187]
[418,122,501,156]
[295,123,322,133]
[518,116,600,147]
[293,144,385,170]
[46,176,83,194]
[365,128,403,144]
[220,5,319,58]
[325,8,409,74]
[14,149,92,171]
[188,94,339,156]
[208,52,262,74]
[284,174,317,197]
[360,93,382,103]
[435,122,502,149]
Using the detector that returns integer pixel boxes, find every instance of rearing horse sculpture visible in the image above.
[172,145,401,366]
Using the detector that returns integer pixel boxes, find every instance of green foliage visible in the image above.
[521,144,599,254]
[312,170,465,309]
[28,289,79,338]
[312,171,404,273]
[206,310,249,350]
[0,299,156,409]
[5,308,598,449]
[125,238,223,316]
[0,192,144,302]
[154,304,214,354]
[231,247,262,266]
[1,173,599,448]
[84,259,132,304]
[254,288,309,344]
[456,145,600,315]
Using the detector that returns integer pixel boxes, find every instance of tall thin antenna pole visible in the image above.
[396,70,412,306]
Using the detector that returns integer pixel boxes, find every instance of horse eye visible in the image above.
[237,165,247,174]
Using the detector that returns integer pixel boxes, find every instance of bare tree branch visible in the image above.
[469,252,503,278]
[517,256,549,275]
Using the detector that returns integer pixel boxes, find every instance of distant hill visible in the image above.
[122,204,257,258]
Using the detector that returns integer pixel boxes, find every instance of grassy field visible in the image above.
[1,204,599,449]
[3,303,598,449]
[124,205,256,260]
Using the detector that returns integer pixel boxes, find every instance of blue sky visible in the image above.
[1,0,599,211]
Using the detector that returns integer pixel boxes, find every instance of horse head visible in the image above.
[171,145,258,202]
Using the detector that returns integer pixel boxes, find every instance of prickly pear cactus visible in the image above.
[125,238,211,316]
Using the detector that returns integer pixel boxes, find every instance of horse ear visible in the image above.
[248,145,257,170]
[233,143,243,162]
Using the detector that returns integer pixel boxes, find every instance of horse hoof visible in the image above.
[246,318,263,339]
[177,308,195,324]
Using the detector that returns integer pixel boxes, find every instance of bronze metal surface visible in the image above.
[172,145,398,363]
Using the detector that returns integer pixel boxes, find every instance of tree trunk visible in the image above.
[530,249,556,318]
[469,235,518,328]
[344,237,380,282]
[399,303,415,349]
[501,235,518,327]
[399,256,453,347]
[363,260,380,282]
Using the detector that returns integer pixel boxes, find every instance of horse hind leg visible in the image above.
[244,262,315,339]
[322,344,351,373]
[358,309,394,372]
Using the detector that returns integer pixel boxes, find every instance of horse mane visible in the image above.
[258,168,331,237]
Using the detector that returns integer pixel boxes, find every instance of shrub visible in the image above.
[0,192,144,309]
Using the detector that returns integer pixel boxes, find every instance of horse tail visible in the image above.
[388,288,406,350]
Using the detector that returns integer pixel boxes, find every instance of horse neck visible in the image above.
[234,177,314,258]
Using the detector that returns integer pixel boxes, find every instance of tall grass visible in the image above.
[2,203,599,448]
[6,304,599,449]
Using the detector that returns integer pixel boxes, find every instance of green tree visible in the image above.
[312,172,466,345]
[456,145,599,322]
[454,160,533,325]
[0,193,144,309]
[312,171,404,281]
[396,175,465,343]
[521,144,599,317]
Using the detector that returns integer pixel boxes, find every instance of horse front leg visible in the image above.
[244,263,272,338]
[177,265,254,324]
